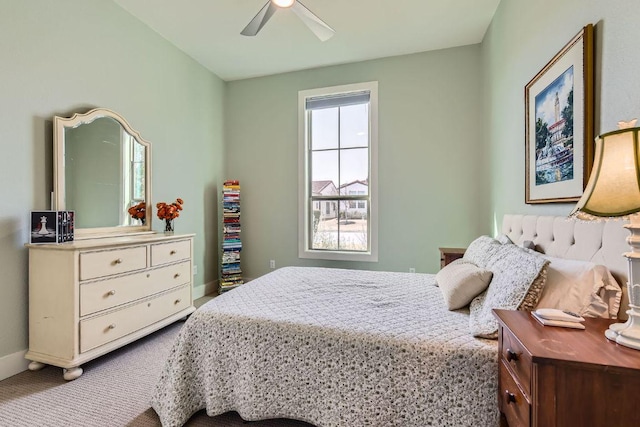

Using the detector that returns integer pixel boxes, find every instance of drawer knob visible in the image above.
[506,349,519,362]
[174,273,181,279]
[174,299,182,304]
[108,324,116,330]
[108,290,116,296]
[505,390,517,404]
[114,258,123,265]
[170,250,177,255]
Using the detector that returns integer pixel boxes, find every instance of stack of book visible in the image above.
[220,180,243,292]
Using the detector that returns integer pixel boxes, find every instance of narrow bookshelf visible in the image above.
[220,180,243,292]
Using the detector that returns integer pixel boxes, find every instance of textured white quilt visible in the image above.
[151,267,499,427]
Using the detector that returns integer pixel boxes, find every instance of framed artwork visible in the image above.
[525,24,594,204]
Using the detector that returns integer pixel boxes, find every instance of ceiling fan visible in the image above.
[241,0,335,42]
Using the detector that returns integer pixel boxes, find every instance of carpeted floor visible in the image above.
[0,321,314,427]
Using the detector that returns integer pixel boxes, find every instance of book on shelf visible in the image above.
[222,251,241,261]
[222,243,242,249]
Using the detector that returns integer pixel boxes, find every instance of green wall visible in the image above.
[482,0,640,229]
[0,0,225,362]
[225,46,489,279]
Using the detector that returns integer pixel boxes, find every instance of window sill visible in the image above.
[298,249,378,262]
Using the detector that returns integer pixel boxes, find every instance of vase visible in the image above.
[164,219,174,235]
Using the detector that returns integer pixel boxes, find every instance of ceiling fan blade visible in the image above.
[241,1,278,37]
[291,1,335,41]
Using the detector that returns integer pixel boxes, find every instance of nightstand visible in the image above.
[493,309,640,427]
[438,247,465,269]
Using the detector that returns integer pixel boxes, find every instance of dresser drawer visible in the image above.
[499,360,530,427]
[80,246,147,281]
[80,261,191,316]
[501,326,532,397]
[80,285,190,353]
[151,240,191,266]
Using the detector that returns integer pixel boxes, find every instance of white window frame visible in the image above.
[298,81,379,262]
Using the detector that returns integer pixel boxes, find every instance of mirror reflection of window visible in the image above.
[132,141,145,201]
[121,132,146,225]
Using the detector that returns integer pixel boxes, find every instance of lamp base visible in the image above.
[605,306,640,350]
[606,221,640,350]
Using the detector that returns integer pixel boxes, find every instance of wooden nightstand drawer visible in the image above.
[500,326,532,397]
[499,360,530,427]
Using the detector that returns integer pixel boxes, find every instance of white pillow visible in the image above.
[535,256,622,318]
[435,260,493,310]
[468,240,549,338]
[463,235,502,267]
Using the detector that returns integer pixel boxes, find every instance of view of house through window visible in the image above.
[304,87,373,254]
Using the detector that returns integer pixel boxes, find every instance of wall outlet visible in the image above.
[409,267,416,273]
[269,260,276,269]
[193,265,198,275]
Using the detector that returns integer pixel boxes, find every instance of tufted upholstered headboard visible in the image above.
[502,214,631,318]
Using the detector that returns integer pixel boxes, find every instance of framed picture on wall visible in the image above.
[525,24,594,204]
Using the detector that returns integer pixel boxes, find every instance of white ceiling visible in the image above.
[113,0,501,81]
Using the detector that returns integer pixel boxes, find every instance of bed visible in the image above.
[151,215,630,427]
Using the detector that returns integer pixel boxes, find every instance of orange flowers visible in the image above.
[128,202,146,221]
[156,198,184,220]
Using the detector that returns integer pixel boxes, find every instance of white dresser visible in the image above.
[25,233,196,380]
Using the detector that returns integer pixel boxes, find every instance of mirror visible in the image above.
[53,108,152,239]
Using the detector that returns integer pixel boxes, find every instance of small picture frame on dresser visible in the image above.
[29,210,75,244]
[30,211,60,244]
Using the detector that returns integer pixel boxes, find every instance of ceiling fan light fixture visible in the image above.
[242,0,334,41]
[272,0,295,8]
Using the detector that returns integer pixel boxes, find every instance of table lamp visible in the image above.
[570,119,640,350]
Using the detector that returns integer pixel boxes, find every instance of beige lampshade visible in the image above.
[571,125,640,218]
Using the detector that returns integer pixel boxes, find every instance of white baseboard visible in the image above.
[0,349,30,381]
[193,280,218,299]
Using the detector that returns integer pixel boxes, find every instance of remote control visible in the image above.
[534,308,585,323]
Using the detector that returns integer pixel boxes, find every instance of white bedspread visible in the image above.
[151,267,499,427]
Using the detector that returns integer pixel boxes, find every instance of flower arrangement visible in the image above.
[127,201,146,224]
[157,198,184,233]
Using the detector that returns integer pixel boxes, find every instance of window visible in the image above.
[298,82,378,262]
